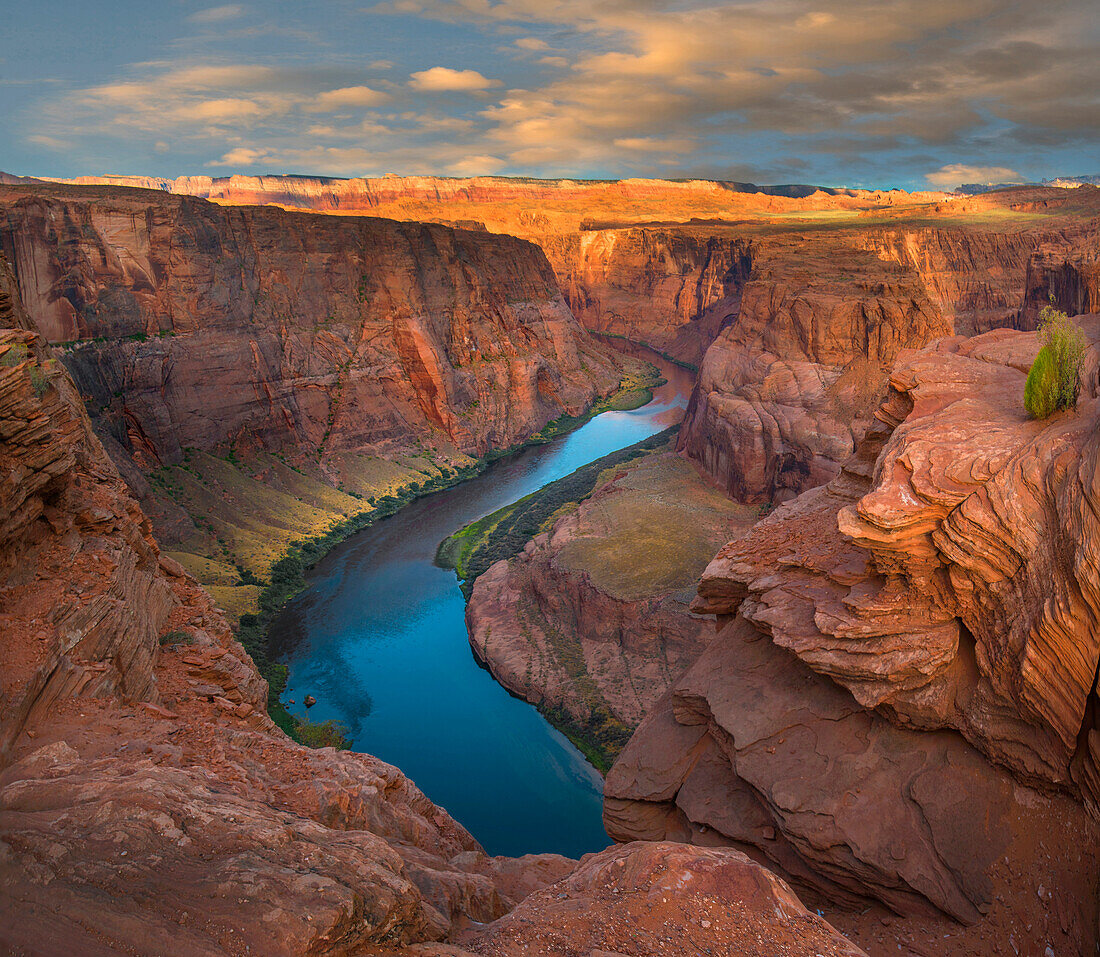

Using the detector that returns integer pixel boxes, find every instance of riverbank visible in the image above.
[437,426,679,592]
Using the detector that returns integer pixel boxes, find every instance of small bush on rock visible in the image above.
[295,717,352,750]
[1025,304,1086,419]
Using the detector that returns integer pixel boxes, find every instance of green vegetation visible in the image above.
[29,366,49,397]
[437,425,679,593]
[159,629,192,646]
[1025,303,1086,419]
[294,718,353,750]
[2,344,51,396]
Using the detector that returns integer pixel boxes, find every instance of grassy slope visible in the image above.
[437,425,680,591]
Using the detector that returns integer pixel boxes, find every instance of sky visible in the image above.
[1,0,1097,190]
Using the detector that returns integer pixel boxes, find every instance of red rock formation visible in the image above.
[539,229,754,366]
[0,183,621,467]
[678,217,1100,503]
[607,319,1100,950]
[454,841,869,957]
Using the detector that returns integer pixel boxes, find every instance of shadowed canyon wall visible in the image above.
[0,184,621,465]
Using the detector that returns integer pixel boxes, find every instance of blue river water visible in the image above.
[270,356,693,858]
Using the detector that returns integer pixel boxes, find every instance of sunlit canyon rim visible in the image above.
[1,170,1099,957]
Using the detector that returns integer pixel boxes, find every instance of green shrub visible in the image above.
[29,366,49,397]
[294,717,352,750]
[1024,304,1086,419]
[159,629,192,646]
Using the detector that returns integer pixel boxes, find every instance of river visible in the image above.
[270,354,694,858]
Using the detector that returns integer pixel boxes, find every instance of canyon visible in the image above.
[2,174,1100,956]
[0,236,864,956]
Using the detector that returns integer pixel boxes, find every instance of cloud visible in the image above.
[447,154,506,175]
[613,136,694,153]
[408,67,501,92]
[209,147,273,166]
[19,0,1100,184]
[310,86,389,111]
[188,4,247,23]
[925,164,1025,188]
[26,134,72,151]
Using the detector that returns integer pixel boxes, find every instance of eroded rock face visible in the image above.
[540,230,754,366]
[697,323,1100,792]
[0,184,620,466]
[607,320,1100,939]
[0,256,175,759]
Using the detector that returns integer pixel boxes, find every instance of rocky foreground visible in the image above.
[607,320,1100,954]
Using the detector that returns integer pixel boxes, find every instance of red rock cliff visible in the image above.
[678,213,1100,503]
[0,184,621,468]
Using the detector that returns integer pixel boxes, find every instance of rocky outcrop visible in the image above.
[606,319,1100,945]
[0,255,175,758]
[455,841,869,957]
[0,183,621,467]
[677,235,950,503]
[466,449,757,766]
[679,214,1100,503]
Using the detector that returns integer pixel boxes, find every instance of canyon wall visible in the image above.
[678,214,1100,503]
[539,229,754,366]
[31,173,948,366]
[0,183,621,466]
[606,319,1100,951]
